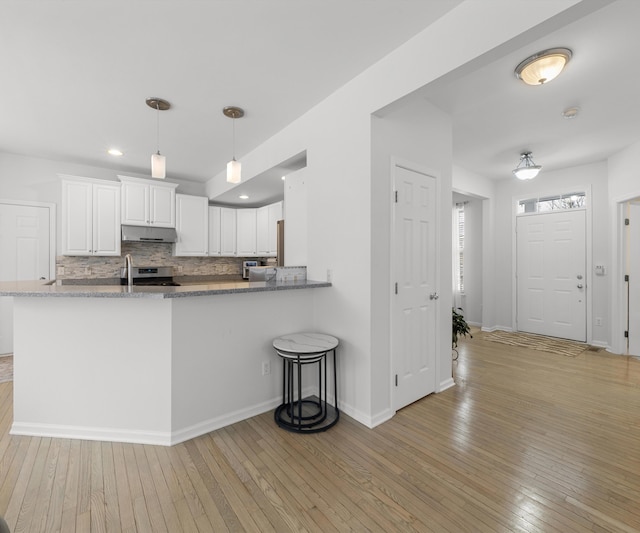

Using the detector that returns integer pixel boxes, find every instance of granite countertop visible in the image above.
[0,279,331,299]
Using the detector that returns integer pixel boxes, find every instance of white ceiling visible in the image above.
[423,0,640,180]
[0,0,460,196]
[2,0,637,204]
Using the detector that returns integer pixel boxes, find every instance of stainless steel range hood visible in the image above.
[121,225,178,243]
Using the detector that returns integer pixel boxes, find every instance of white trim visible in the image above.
[170,396,282,445]
[11,422,172,446]
[0,199,56,280]
[481,325,513,333]
[439,377,455,392]
[511,185,592,343]
[611,190,640,354]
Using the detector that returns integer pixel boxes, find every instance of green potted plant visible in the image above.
[452,307,472,360]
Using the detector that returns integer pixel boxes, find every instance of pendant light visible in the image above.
[514,48,572,86]
[223,106,244,184]
[512,152,542,180]
[146,97,170,179]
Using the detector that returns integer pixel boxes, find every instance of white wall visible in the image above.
[0,152,206,254]
[491,161,609,345]
[608,139,640,353]
[2,0,584,430]
[283,167,308,266]
[371,97,453,422]
[203,1,581,426]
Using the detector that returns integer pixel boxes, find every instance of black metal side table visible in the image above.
[273,332,339,433]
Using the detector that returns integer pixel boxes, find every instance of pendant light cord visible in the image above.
[232,117,236,161]
[156,103,161,155]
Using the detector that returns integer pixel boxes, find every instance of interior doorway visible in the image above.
[452,192,483,328]
[626,201,640,355]
[0,200,55,354]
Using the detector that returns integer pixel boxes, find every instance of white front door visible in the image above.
[392,163,437,411]
[0,202,52,354]
[516,210,586,342]
[628,203,640,356]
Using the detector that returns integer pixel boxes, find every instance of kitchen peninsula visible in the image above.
[1,279,330,445]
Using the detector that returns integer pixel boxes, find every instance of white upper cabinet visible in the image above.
[220,207,237,256]
[209,201,283,258]
[118,175,178,228]
[257,201,282,256]
[174,194,209,256]
[236,209,258,256]
[208,206,221,256]
[61,175,121,256]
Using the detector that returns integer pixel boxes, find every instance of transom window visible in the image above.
[517,192,586,214]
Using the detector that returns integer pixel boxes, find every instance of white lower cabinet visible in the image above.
[174,194,209,256]
[61,176,121,256]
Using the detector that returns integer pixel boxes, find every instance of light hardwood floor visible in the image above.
[1,332,640,532]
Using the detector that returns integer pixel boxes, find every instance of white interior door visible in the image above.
[628,203,640,356]
[0,203,52,354]
[392,164,437,411]
[516,210,586,342]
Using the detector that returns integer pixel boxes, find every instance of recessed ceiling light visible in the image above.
[239,194,249,199]
[107,148,123,156]
[281,176,286,181]
[562,106,580,119]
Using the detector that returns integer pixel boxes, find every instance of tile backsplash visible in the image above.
[56,242,259,280]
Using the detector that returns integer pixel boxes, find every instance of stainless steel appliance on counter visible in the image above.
[248,266,276,282]
[119,266,180,286]
[242,261,259,280]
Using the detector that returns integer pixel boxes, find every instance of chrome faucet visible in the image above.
[123,254,133,287]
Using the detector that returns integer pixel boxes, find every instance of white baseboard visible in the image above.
[170,396,282,445]
[590,340,608,349]
[481,325,513,333]
[439,377,455,392]
[11,422,173,446]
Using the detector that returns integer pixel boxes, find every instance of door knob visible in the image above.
[577,284,583,289]
[429,293,439,300]
[577,274,583,280]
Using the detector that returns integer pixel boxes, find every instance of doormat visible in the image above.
[0,354,13,383]
[483,331,588,357]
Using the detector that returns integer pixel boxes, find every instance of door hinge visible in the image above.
[394,190,398,203]
[395,374,398,387]
[624,331,629,338]
[625,274,630,282]
[394,282,398,294]
[625,218,630,226]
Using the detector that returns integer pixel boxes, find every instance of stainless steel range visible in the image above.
[119,266,180,286]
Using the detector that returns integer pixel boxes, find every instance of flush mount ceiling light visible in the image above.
[512,152,542,180]
[146,97,171,179]
[223,106,244,184]
[515,47,572,86]
[107,148,123,156]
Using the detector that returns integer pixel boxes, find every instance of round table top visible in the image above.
[273,332,339,355]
